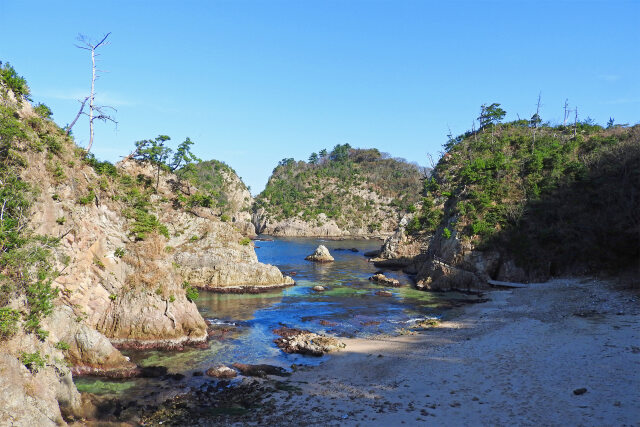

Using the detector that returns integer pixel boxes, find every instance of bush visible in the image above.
[239,237,251,246]
[0,308,20,339]
[34,103,53,119]
[114,247,126,258]
[77,190,95,205]
[20,351,47,373]
[55,341,70,351]
[0,62,31,100]
[183,281,199,302]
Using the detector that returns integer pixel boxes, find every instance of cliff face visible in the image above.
[375,121,640,292]
[179,159,255,236]
[254,146,426,237]
[0,68,291,424]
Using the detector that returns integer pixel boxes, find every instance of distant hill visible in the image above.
[254,144,427,237]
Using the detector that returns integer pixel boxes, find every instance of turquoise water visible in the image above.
[75,237,473,397]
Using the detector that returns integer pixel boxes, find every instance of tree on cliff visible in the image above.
[132,135,199,191]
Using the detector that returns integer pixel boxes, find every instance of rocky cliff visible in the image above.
[254,145,426,237]
[374,116,640,291]
[0,65,292,424]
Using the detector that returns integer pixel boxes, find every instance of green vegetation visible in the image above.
[239,237,251,246]
[256,144,425,229]
[411,103,640,275]
[0,62,31,101]
[20,351,47,373]
[54,340,70,351]
[0,308,20,339]
[114,247,126,258]
[178,159,248,215]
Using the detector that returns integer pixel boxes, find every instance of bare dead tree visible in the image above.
[73,32,117,152]
[65,95,89,136]
[574,106,578,137]
[563,99,569,126]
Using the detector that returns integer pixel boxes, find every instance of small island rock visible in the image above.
[305,245,335,263]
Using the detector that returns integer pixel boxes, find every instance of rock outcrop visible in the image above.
[369,273,400,287]
[305,245,335,263]
[273,327,345,356]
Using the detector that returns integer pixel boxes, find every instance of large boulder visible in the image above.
[305,245,335,263]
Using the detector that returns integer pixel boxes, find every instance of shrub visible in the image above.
[0,308,20,339]
[443,227,451,239]
[185,286,199,302]
[35,328,49,341]
[239,237,251,246]
[114,247,126,258]
[34,103,53,119]
[77,190,95,205]
[55,341,70,351]
[220,214,230,222]
[0,62,31,100]
[109,293,117,301]
[55,216,66,225]
[20,351,47,373]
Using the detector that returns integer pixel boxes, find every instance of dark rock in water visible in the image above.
[350,248,359,252]
[139,366,168,378]
[319,319,338,327]
[232,363,289,377]
[192,371,204,377]
[273,326,345,356]
[375,290,393,297]
[364,249,381,257]
[573,388,588,395]
[206,365,237,379]
[369,273,401,287]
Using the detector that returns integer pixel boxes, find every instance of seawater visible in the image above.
[75,237,474,397]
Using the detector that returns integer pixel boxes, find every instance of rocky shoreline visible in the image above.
[137,277,639,426]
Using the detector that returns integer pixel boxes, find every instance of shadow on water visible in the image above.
[75,236,480,398]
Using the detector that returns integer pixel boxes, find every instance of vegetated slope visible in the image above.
[254,144,427,237]
[0,63,291,425]
[178,159,254,235]
[378,111,639,291]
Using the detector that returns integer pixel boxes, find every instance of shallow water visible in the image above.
[75,237,475,397]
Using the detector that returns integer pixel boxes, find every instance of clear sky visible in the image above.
[1,1,638,194]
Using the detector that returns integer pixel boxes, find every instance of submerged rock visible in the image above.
[305,245,334,263]
[273,326,345,356]
[369,273,401,287]
[232,363,289,377]
[375,290,393,297]
[206,365,237,379]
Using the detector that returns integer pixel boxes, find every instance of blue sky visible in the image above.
[1,1,638,194]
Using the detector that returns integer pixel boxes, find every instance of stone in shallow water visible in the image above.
[231,363,289,377]
[375,290,393,297]
[305,245,335,262]
[273,326,345,356]
[206,365,237,379]
[312,285,326,292]
[369,273,401,287]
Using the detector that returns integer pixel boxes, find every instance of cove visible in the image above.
[74,237,477,399]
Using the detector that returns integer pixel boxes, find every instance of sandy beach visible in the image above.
[234,278,640,426]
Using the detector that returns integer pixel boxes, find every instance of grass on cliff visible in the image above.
[409,108,639,276]
[255,145,426,229]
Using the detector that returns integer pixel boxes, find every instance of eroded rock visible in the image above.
[232,363,289,377]
[206,365,237,379]
[305,245,334,263]
[273,326,345,356]
[369,273,401,287]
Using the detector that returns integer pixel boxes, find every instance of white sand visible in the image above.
[252,278,640,426]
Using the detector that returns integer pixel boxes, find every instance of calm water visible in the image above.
[75,237,473,397]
